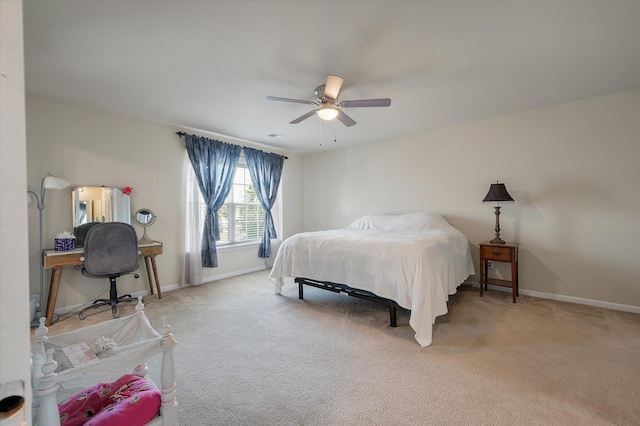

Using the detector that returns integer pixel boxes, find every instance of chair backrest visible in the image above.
[83,222,139,277]
[74,222,102,247]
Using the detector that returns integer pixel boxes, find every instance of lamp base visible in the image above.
[490,205,506,244]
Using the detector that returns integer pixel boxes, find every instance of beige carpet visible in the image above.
[41,270,640,425]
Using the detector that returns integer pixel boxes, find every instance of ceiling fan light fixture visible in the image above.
[267,74,391,126]
[317,106,338,121]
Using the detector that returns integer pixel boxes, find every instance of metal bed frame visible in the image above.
[295,277,401,327]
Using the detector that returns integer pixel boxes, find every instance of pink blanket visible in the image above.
[58,374,160,426]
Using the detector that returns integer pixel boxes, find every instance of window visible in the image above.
[217,162,264,245]
[186,158,264,247]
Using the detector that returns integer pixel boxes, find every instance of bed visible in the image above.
[31,298,178,426]
[269,213,475,347]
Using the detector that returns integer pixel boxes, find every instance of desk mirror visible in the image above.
[72,186,131,227]
[133,208,156,244]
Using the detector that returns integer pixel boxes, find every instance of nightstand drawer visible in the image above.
[481,245,513,262]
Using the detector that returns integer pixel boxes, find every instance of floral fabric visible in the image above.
[58,374,160,426]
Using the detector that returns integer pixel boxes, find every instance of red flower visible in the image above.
[122,186,133,195]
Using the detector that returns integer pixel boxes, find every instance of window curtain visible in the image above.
[184,134,241,268]
[243,147,285,258]
[179,153,203,285]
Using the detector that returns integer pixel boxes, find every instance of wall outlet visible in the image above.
[487,261,494,269]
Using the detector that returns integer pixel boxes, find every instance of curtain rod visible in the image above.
[175,131,288,159]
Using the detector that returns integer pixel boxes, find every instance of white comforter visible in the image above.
[269,213,475,347]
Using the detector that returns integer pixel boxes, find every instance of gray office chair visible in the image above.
[78,222,140,320]
[73,221,101,247]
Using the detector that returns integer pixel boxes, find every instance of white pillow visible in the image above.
[346,212,449,232]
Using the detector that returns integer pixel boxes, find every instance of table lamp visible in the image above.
[482,181,514,244]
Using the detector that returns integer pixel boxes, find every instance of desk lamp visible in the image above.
[482,181,514,244]
[28,173,71,326]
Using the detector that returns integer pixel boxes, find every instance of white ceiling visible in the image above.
[23,1,639,155]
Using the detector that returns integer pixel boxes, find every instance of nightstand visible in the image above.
[479,241,519,303]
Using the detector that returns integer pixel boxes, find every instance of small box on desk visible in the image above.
[54,238,75,251]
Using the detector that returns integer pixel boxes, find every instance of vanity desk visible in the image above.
[42,241,163,326]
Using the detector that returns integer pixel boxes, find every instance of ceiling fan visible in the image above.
[266,74,391,127]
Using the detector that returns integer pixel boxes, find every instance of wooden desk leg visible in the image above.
[150,256,162,299]
[144,257,154,295]
[45,267,63,326]
[511,258,517,303]
[479,259,485,297]
[513,260,519,299]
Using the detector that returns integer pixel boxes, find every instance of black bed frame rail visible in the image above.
[294,277,400,327]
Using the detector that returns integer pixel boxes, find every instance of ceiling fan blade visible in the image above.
[341,98,391,108]
[290,110,317,124]
[336,110,356,127]
[266,96,317,105]
[324,74,344,100]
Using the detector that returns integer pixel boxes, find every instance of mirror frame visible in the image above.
[133,208,156,244]
[72,186,131,227]
[133,208,156,227]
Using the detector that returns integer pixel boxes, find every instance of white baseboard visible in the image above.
[463,281,640,314]
[58,269,636,317]
[54,266,268,315]
[201,265,268,284]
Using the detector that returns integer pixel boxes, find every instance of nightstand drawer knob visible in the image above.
[492,251,501,256]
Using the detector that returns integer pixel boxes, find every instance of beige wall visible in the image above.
[302,89,640,308]
[25,89,639,313]
[26,94,303,311]
[1,0,32,420]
